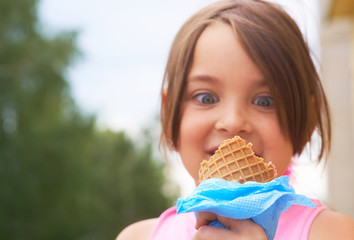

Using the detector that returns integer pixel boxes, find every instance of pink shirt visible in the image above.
[151,199,324,240]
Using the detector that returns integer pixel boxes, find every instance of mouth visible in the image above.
[205,147,218,159]
[206,148,263,160]
[252,148,263,158]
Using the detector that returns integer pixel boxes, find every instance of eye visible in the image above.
[195,93,218,104]
[254,96,274,107]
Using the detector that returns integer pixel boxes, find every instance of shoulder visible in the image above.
[309,209,354,240]
[116,218,159,240]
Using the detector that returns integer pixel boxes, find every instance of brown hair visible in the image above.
[160,0,331,162]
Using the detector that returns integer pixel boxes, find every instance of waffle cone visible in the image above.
[199,136,277,183]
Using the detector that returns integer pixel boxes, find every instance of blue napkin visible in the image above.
[176,176,315,240]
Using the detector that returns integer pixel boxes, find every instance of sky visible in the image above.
[38,0,327,198]
[39,0,216,136]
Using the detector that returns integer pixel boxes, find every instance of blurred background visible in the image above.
[0,0,353,239]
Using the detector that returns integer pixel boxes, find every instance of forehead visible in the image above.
[186,22,266,88]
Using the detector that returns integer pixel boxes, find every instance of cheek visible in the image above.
[265,124,293,174]
[273,144,293,176]
[256,115,293,174]
[179,108,208,146]
[178,109,210,183]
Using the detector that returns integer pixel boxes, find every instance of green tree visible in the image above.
[0,0,177,239]
[85,130,177,239]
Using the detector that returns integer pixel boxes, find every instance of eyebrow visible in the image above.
[187,74,269,87]
[187,74,219,84]
[253,78,269,88]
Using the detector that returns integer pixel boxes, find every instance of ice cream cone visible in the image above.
[199,136,277,183]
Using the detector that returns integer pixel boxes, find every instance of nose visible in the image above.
[214,103,252,135]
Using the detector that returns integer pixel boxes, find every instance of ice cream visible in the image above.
[199,136,277,183]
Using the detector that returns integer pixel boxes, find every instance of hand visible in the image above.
[192,212,267,240]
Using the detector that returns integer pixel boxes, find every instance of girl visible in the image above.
[118,0,354,239]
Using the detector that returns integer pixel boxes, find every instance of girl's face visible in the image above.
[178,22,293,185]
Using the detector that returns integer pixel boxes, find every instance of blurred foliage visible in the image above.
[0,0,178,239]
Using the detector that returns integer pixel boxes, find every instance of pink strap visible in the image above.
[274,199,325,239]
[300,200,325,239]
[150,207,196,240]
[150,207,176,239]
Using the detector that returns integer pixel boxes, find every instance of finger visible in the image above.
[196,213,249,230]
[227,218,263,233]
[216,216,251,231]
[224,218,266,238]
[193,225,236,240]
[195,212,218,229]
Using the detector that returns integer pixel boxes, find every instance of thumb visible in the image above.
[195,212,218,229]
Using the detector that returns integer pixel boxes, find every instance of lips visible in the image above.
[206,147,218,159]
